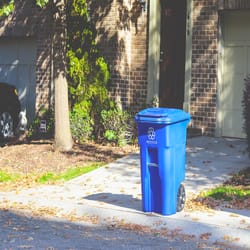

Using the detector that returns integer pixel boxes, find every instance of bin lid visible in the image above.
[135,108,191,124]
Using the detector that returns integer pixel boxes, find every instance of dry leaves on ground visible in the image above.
[186,167,250,211]
[0,139,139,191]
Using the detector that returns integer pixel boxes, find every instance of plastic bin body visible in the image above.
[135,108,190,215]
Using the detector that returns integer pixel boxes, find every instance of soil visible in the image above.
[0,139,139,191]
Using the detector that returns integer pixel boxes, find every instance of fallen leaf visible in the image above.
[199,232,212,240]
[223,235,240,242]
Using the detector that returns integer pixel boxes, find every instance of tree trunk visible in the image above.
[53,0,73,151]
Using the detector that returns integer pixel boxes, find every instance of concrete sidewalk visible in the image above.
[0,136,249,249]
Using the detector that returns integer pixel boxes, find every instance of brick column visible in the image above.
[190,0,218,135]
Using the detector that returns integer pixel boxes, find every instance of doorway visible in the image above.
[159,0,187,108]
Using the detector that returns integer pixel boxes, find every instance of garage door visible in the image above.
[0,37,36,123]
[219,11,250,138]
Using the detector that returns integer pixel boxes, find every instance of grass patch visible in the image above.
[194,167,250,210]
[0,170,20,182]
[0,162,104,185]
[39,172,57,183]
[200,185,250,201]
[38,162,104,183]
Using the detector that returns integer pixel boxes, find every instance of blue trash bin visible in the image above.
[135,108,191,215]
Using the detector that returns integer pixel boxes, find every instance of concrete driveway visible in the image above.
[0,136,249,249]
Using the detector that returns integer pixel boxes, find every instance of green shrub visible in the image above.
[27,108,54,140]
[66,0,113,143]
[70,102,94,143]
[101,108,136,146]
[242,75,250,156]
[0,0,14,16]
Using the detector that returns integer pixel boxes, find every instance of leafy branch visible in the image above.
[0,0,14,16]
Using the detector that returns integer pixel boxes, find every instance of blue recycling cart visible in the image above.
[135,108,191,215]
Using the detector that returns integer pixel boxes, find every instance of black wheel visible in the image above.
[0,112,14,140]
[176,183,186,212]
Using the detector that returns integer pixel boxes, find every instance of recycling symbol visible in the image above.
[147,127,156,140]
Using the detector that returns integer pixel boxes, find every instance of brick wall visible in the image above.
[0,0,53,115]
[34,3,53,114]
[190,0,218,135]
[89,0,148,112]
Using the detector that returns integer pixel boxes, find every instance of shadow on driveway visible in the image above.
[0,209,214,250]
[83,192,141,211]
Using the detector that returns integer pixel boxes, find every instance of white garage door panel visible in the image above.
[0,39,35,64]
[224,12,250,42]
[0,38,36,123]
[223,46,246,74]
[221,46,248,138]
[219,11,250,138]
[222,110,245,138]
[18,65,36,120]
[18,40,36,64]
[221,72,246,138]
[0,65,18,83]
[222,46,246,108]
[0,40,18,64]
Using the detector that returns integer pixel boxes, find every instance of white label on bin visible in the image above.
[147,127,157,144]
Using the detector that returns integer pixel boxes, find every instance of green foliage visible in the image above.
[101,109,136,146]
[0,0,48,16]
[27,108,54,140]
[57,162,103,181]
[200,167,250,202]
[242,75,250,156]
[66,0,109,107]
[0,0,14,16]
[104,130,117,141]
[70,102,94,142]
[0,163,103,184]
[200,185,250,201]
[35,0,49,8]
[0,170,19,182]
[38,162,103,183]
[66,0,114,142]
[39,172,55,183]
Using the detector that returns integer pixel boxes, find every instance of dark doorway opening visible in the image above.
[159,0,187,108]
